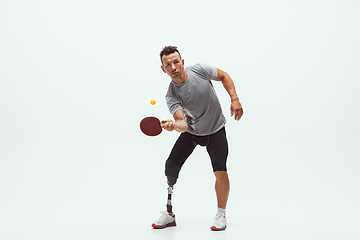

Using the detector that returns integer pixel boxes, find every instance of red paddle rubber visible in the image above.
[140,117,163,136]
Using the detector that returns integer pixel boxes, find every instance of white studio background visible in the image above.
[1,0,359,240]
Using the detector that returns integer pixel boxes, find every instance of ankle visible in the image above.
[217,208,226,215]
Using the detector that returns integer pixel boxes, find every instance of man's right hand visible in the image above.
[161,120,177,132]
[161,110,188,133]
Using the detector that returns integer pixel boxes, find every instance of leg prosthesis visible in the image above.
[166,176,177,213]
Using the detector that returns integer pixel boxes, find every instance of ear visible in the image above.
[161,65,166,73]
[181,59,185,65]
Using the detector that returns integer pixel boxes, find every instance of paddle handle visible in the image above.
[160,121,177,129]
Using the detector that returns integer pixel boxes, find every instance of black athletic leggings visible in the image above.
[165,127,228,179]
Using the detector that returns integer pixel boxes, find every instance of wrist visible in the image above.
[231,96,239,102]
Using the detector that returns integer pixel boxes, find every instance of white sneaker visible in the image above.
[210,212,227,231]
[152,211,176,229]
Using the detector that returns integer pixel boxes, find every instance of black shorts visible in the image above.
[165,127,228,178]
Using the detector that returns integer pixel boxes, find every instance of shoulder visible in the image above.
[186,63,217,80]
[186,63,207,72]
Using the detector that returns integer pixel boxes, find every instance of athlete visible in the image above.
[152,46,243,231]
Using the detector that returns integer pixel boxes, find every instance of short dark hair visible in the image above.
[160,46,181,64]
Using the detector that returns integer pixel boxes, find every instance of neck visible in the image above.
[172,70,188,84]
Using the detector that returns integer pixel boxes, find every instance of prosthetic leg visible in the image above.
[152,176,178,229]
[166,185,174,213]
[166,176,177,214]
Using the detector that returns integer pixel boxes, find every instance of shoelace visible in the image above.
[214,213,226,223]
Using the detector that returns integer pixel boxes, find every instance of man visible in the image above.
[152,46,243,231]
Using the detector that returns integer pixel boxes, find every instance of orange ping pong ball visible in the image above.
[150,99,156,105]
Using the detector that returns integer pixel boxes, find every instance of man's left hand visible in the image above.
[230,99,243,121]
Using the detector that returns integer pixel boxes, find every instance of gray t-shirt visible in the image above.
[165,63,226,136]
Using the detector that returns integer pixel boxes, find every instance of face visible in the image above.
[161,52,186,82]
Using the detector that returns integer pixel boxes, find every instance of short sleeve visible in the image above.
[166,91,183,116]
[198,63,218,80]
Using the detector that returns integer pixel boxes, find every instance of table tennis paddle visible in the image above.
[140,117,165,136]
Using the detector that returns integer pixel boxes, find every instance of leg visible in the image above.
[152,132,196,229]
[165,132,196,214]
[206,127,229,231]
[214,171,230,209]
[206,127,229,208]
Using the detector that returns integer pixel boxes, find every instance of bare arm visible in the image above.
[216,68,243,121]
[162,110,188,133]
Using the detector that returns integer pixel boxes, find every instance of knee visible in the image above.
[167,176,177,186]
[165,159,182,179]
[214,171,228,182]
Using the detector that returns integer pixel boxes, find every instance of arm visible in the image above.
[216,68,243,121]
[162,110,188,133]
